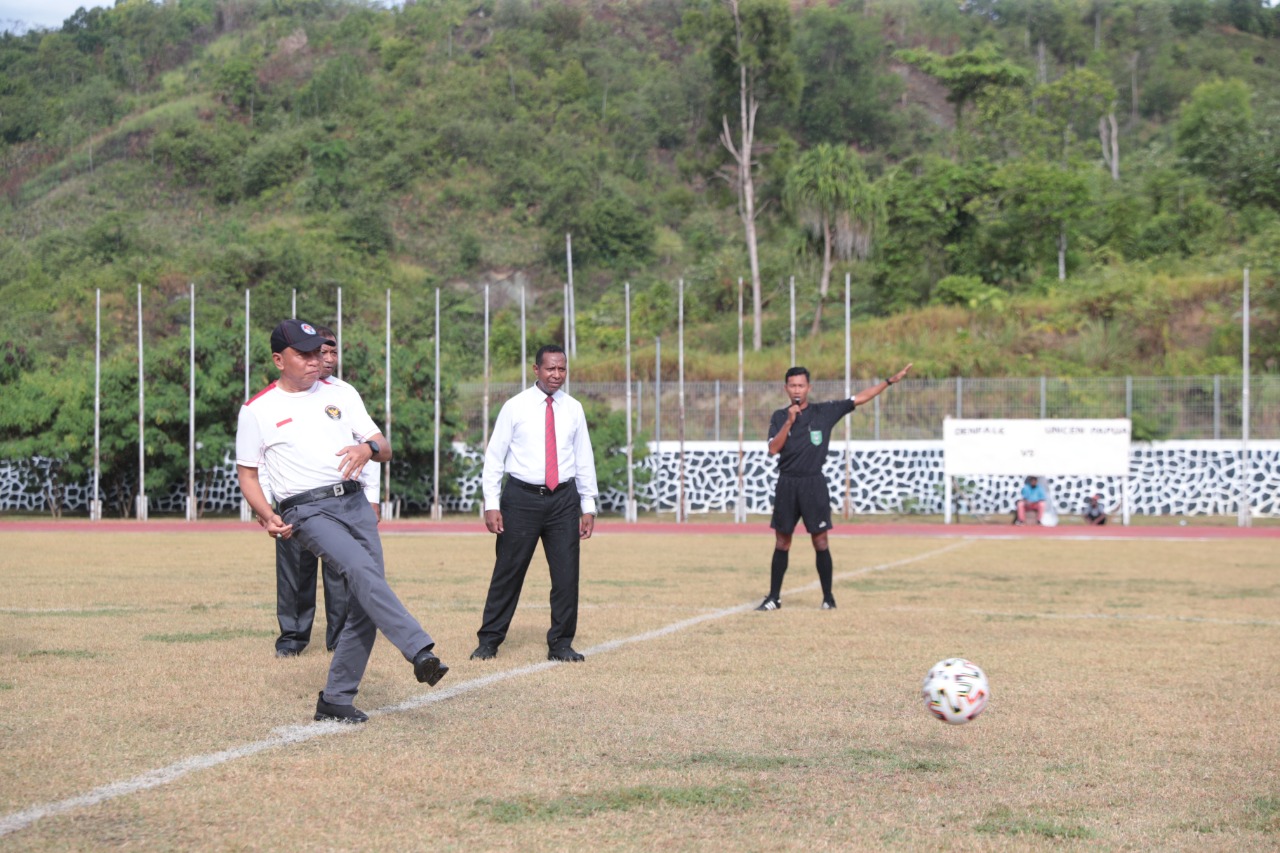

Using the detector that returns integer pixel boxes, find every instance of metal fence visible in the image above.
[455,375,1279,443]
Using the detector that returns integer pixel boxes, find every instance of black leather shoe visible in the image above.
[314,691,368,724]
[413,647,450,685]
[275,648,301,658]
[548,647,585,662]
[470,644,498,660]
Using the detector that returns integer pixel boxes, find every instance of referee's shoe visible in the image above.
[755,596,781,611]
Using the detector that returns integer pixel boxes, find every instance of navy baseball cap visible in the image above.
[270,319,327,354]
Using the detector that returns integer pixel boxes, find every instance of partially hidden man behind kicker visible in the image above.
[237,319,449,724]
[270,325,380,657]
[471,344,599,663]
[756,362,913,612]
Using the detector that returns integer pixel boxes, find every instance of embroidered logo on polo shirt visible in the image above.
[325,405,342,420]
[809,430,822,446]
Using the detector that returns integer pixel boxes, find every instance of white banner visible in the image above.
[943,419,1131,476]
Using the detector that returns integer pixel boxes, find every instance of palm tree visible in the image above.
[783,144,880,334]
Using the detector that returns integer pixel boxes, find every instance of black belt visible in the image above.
[279,480,362,512]
[507,476,571,496]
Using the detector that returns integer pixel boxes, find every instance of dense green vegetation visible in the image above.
[1,0,1278,513]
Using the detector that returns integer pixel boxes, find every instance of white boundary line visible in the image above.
[0,542,967,839]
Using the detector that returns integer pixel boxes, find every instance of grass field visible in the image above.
[0,524,1277,850]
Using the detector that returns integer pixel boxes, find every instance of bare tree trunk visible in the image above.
[1129,52,1139,127]
[1058,222,1067,281]
[1037,40,1047,84]
[720,0,764,352]
[1099,111,1120,180]
[811,216,832,336]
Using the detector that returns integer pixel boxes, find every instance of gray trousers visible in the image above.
[285,490,433,704]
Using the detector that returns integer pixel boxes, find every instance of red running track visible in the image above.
[2,518,1276,539]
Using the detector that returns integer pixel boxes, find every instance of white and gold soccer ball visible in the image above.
[922,658,990,725]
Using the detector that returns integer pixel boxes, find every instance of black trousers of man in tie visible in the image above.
[276,534,348,654]
[476,478,581,653]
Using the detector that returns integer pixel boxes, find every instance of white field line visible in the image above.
[0,541,968,838]
[883,605,1280,628]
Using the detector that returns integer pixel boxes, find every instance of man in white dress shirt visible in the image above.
[471,344,599,662]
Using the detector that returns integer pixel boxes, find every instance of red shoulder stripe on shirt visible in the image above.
[244,381,278,406]
[276,417,293,427]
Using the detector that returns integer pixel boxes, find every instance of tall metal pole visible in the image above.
[242,289,252,522]
[336,286,343,380]
[483,284,491,451]
[844,272,853,520]
[136,283,146,520]
[92,289,101,521]
[654,336,662,511]
[1240,267,1252,527]
[520,284,527,385]
[433,288,442,520]
[677,278,686,523]
[789,275,796,365]
[291,288,297,317]
[624,282,636,522]
[187,283,196,521]
[736,277,746,523]
[563,283,571,389]
[385,288,393,518]
[243,290,251,401]
[566,233,576,357]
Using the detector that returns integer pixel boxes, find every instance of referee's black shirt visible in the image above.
[768,399,855,478]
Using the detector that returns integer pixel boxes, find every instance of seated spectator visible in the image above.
[1014,476,1047,525]
[1084,493,1107,526]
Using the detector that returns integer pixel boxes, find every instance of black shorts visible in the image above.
[770,473,833,535]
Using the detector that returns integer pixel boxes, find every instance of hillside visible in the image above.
[1,0,1278,509]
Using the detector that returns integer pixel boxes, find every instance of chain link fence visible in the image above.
[455,375,1279,443]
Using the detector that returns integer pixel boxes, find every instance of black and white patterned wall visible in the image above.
[2,441,1276,518]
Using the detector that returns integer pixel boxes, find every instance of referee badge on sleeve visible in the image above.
[810,430,822,446]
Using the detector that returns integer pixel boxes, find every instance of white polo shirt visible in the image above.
[237,378,380,502]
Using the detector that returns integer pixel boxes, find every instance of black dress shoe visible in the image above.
[314,691,368,724]
[548,647,585,662]
[470,644,498,660]
[413,647,450,685]
[275,648,301,658]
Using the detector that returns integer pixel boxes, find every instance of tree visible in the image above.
[783,144,880,334]
[897,43,1031,135]
[682,0,799,351]
[1175,78,1252,187]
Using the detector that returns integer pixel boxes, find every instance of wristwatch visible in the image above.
[365,439,381,456]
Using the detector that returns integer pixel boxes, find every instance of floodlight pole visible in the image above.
[385,288,393,520]
[136,283,147,521]
[736,277,746,523]
[92,289,102,521]
[241,289,252,522]
[844,272,852,520]
[187,283,196,521]
[432,287,442,520]
[1239,267,1252,527]
[624,282,636,522]
[677,278,686,523]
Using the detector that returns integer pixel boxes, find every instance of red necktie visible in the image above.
[544,396,559,491]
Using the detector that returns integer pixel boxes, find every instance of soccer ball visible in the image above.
[922,658,990,725]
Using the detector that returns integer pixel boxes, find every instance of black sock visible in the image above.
[816,549,833,601]
[769,549,788,599]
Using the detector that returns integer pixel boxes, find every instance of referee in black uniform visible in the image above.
[756,362,912,611]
